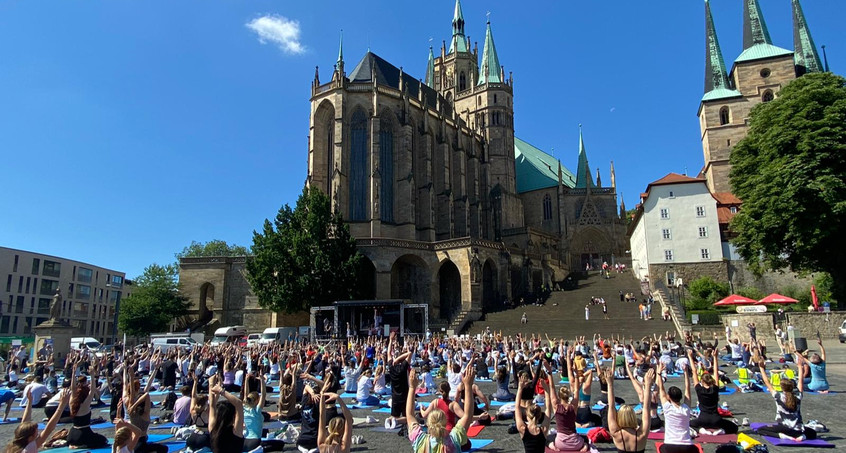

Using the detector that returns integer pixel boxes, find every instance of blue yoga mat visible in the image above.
[149,422,184,430]
[372,407,392,414]
[468,439,494,452]
[719,386,737,395]
[489,400,507,407]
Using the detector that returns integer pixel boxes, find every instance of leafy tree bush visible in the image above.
[686,276,730,311]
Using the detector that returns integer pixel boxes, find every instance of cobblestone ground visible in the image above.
[1,346,843,453]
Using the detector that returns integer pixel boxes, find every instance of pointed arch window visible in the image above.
[719,106,730,125]
[380,116,394,222]
[349,109,368,221]
[326,119,334,201]
[459,71,466,91]
[542,194,553,221]
[762,90,774,103]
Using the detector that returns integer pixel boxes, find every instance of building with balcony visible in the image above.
[0,247,126,344]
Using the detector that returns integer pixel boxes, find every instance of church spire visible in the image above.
[610,160,616,189]
[448,0,468,54]
[619,194,627,220]
[742,0,772,49]
[426,46,435,88]
[336,30,344,78]
[477,20,502,85]
[596,167,602,188]
[704,0,732,95]
[575,125,594,189]
[792,0,823,75]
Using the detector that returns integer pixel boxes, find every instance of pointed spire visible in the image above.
[610,160,616,189]
[558,161,563,186]
[337,30,344,66]
[575,125,594,189]
[619,194,627,220]
[792,0,823,75]
[704,0,733,95]
[426,46,435,88]
[448,0,468,54]
[822,45,830,72]
[596,167,602,188]
[477,20,502,85]
[743,0,772,49]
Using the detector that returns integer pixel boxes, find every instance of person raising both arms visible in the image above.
[3,387,70,453]
[607,368,653,453]
[655,362,697,453]
[755,354,817,441]
[317,390,353,453]
[515,369,553,453]
[406,364,476,452]
[687,348,737,435]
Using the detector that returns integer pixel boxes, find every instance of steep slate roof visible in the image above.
[514,137,575,193]
[703,0,742,102]
[736,0,792,63]
[348,52,441,111]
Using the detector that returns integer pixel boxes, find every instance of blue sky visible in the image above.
[1,1,843,279]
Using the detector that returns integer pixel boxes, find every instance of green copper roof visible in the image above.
[702,87,743,102]
[703,0,737,101]
[742,0,772,49]
[792,0,823,75]
[477,21,502,85]
[514,137,575,193]
[426,46,435,88]
[575,127,594,189]
[448,0,468,54]
[735,43,793,63]
[337,30,343,66]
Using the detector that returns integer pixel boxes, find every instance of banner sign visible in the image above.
[736,305,767,313]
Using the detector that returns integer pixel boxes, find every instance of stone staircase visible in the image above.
[466,272,674,340]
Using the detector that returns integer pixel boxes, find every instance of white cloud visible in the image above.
[246,14,305,55]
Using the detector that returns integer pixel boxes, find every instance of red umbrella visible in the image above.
[714,294,758,306]
[756,293,799,305]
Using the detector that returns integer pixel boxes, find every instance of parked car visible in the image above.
[246,333,261,346]
[839,319,846,343]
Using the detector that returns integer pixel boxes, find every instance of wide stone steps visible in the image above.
[467,272,673,340]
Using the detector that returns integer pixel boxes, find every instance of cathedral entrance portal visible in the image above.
[358,256,377,300]
[482,260,498,313]
[438,260,461,322]
[391,255,430,306]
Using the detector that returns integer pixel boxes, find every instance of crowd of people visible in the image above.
[0,321,834,453]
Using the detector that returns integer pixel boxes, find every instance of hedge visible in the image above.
[686,310,722,325]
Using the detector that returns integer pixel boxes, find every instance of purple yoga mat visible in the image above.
[762,436,834,448]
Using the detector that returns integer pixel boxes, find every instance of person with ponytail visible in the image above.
[67,358,108,449]
[208,376,244,453]
[407,364,475,452]
[112,420,144,453]
[547,346,587,452]
[317,390,352,453]
[515,372,552,453]
[3,387,69,453]
[241,372,283,452]
[607,368,651,453]
[756,355,817,441]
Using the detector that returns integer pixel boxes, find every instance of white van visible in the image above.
[259,327,296,345]
[71,337,101,352]
[151,334,198,352]
[210,326,247,346]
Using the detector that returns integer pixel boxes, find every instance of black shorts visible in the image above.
[659,444,700,453]
[391,393,408,417]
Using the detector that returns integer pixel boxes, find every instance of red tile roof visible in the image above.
[649,172,706,186]
[712,192,742,205]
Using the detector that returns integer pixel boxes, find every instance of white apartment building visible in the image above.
[0,247,126,344]
[629,173,725,289]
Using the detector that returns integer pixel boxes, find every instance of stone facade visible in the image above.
[650,262,729,290]
[721,311,845,342]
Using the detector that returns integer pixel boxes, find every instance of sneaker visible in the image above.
[365,415,378,424]
[721,402,729,409]
[742,418,750,427]
[385,418,395,429]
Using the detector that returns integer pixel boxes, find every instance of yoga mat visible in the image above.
[0,418,21,425]
[149,422,184,430]
[349,404,385,409]
[719,387,737,395]
[468,439,493,452]
[489,400,507,407]
[90,421,117,430]
[372,407,392,414]
[467,424,485,437]
[592,403,621,411]
[762,436,834,448]
[805,390,838,395]
[654,442,704,453]
[163,441,187,452]
[44,434,174,453]
[371,426,401,433]
[648,432,737,444]
[340,392,357,398]
[576,427,591,435]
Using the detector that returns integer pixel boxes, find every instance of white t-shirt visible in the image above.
[20,382,50,406]
[729,343,743,359]
[447,368,462,398]
[662,401,693,445]
[356,375,373,401]
[234,369,245,386]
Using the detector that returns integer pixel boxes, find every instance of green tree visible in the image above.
[246,187,363,313]
[118,264,191,337]
[686,276,729,310]
[736,286,766,301]
[730,72,846,308]
[175,240,249,259]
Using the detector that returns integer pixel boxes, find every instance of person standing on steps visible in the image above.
[585,305,590,321]
[602,302,609,320]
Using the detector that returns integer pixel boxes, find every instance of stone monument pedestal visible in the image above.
[34,320,78,370]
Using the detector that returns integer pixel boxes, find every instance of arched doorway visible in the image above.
[438,260,461,321]
[391,255,430,306]
[358,256,377,300]
[482,260,498,313]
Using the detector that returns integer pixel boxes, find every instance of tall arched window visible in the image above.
[379,116,394,222]
[762,90,774,103]
[543,194,553,221]
[719,106,730,125]
[349,109,368,221]
[326,119,334,201]
[459,71,466,91]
